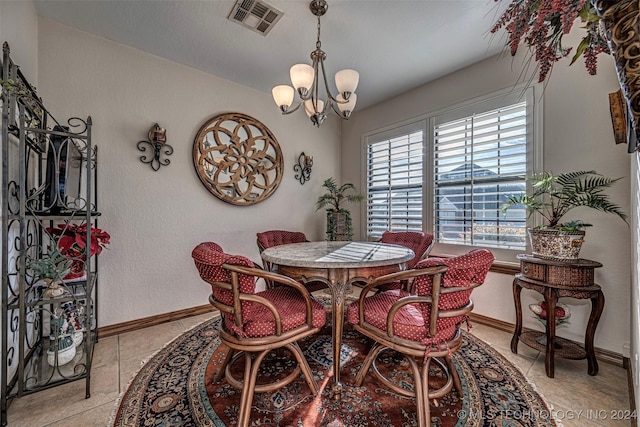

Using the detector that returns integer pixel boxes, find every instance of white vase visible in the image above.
[47,335,76,366]
[72,331,83,347]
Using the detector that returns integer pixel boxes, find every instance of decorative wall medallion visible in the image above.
[193,113,283,205]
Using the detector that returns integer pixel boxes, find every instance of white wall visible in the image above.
[630,152,640,410]
[342,47,632,354]
[37,18,341,327]
[0,0,38,83]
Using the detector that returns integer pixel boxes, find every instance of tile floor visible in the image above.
[4,312,632,427]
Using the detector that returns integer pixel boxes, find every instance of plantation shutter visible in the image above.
[433,102,527,249]
[367,125,424,239]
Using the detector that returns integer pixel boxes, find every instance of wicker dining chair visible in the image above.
[192,242,326,427]
[346,249,494,427]
[377,231,435,292]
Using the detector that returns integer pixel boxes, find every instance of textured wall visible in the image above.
[37,18,341,327]
[342,40,632,353]
[0,1,38,84]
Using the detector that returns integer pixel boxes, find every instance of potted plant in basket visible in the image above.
[502,170,627,260]
[316,178,365,241]
[28,246,72,298]
[46,223,110,279]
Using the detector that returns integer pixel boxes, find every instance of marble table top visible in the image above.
[260,241,414,269]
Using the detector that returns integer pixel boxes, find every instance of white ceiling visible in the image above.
[33,0,510,110]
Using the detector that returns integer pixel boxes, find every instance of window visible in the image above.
[433,102,528,249]
[366,123,425,239]
[365,86,539,254]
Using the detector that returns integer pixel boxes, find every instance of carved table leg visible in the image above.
[511,278,523,354]
[328,268,348,399]
[544,287,557,378]
[586,290,605,376]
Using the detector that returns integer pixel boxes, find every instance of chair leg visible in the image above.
[214,347,235,383]
[419,357,433,427]
[444,354,462,397]
[287,342,318,395]
[237,352,254,427]
[355,342,384,387]
[237,350,269,427]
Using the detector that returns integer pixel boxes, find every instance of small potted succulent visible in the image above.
[502,170,627,260]
[28,246,72,298]
[316,178,365,241]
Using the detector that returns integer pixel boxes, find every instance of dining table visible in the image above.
[260,240,415,398]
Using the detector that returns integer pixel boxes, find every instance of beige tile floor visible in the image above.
[5,312,632,427]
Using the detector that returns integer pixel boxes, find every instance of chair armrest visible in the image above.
[386,294,434,338]
[224,263,316,328]
[357,265,448,326]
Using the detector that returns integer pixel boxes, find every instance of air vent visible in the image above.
[228,0,283,36]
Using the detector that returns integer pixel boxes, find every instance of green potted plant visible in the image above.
[502,170,627,260]
[28,246,72,298]
[316,178,365,241]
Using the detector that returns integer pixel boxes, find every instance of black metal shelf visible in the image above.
[2,42,99,426]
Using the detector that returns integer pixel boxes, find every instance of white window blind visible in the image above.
[433,102,527,249]
[367,128,423,238]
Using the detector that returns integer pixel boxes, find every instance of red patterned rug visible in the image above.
[112,315,557,426]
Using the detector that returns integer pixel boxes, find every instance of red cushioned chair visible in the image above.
[346,249,494,427]
[192,242,326,427]
[378,231,435,292]
[256,230,307,277]
[256,230,326,291]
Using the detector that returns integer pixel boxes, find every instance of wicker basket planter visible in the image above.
[528,228,585,261]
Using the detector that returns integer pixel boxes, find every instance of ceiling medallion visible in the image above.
[193,112,283,206]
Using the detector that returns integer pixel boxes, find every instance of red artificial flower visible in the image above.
[490,0,609,83]
[539,301,567,318]
[46,223,110,258]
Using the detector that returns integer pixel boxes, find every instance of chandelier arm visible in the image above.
[318,60,350,105]
[328,100,344,116]
[280,101,304,115]
[318,59,335,112]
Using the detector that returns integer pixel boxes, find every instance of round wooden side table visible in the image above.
[510,254,604,378]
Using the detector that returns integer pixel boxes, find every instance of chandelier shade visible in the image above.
[272,85,295,112]
[272,0,359,127]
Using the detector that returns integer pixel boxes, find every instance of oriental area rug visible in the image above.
[112,316,558,426]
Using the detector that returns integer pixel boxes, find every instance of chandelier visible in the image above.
[272,0,359,127]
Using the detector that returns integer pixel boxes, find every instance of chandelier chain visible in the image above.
[316,16,322,49]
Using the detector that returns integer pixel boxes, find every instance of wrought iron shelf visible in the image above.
[27,210,101,218]
[25,274,97,309]
[6,333,95,398]
[2,42,100,426]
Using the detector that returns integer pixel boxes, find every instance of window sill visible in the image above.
[430,252,519,276]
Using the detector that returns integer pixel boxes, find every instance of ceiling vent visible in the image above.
[228,0,283,36]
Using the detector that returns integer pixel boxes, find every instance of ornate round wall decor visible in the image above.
[193,113,283,206]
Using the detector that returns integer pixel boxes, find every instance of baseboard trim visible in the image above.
[469,312,625,368]
[97,305,624,369]
[97,304,216,338]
